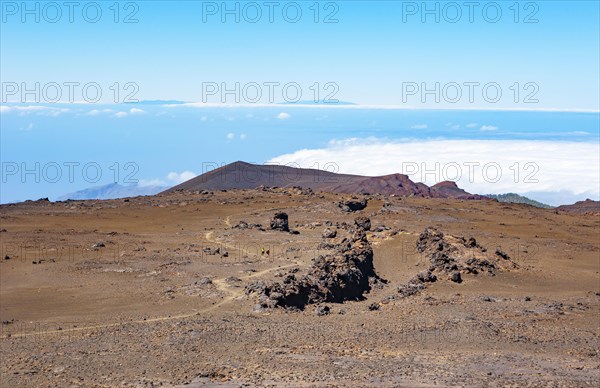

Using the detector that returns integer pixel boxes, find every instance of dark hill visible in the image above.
[556,199,600,215]
[162,161,489,200]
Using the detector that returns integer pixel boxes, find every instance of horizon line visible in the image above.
[1,101,599,114]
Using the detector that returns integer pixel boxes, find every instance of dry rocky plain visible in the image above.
[0,188,598,387]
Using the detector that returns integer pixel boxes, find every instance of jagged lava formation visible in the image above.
[398,227,519,297]
[246,217,385,310]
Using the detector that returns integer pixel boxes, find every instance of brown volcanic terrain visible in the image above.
[164,161,489,199]
[0,188,599,387]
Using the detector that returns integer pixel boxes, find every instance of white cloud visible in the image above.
[19,123,34,131]
[167,102,599,113]
[240,133,247,140]
[200,116,208,122]
[227,132,235,140]
[480,125,498,131]
[267,138,600,202]
[0,105,69,116]
[86,109,113,116]
[48,108,70,117]
[569,131,589,135]
[167,171,196,184]
[3,106,46,113]
[139,171,197,187]
[450,124,461,130]
[411,124,428,129]
[277,112,291,120]
[138,178,167,187]
[112,108,145,118]
[466,123,478,128]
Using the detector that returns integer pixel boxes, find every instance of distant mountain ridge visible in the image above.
[279,100,357,105]
[485,193,553,208]
[58,183,167,201]
[162,161,488,200]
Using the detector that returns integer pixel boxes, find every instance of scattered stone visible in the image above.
[415,270,437,283]
[235,221,249,229]
[314,305,330,316]
[368,303,380,311]
[354,216,371,231]
[317,242,336,250]
[233,221,264,230]
[338,199,368,212]
[92,242,105,248]
[197,277,213,285]
[4,255,10,260]
[466,237,477,248]
[495,248,510,260]
[450,271,462,283]
[322,229,337,239]
[203,247,221,256]
[245,280,267,295]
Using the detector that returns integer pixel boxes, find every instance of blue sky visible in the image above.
[1,1,599,109]
[1,1,599,205]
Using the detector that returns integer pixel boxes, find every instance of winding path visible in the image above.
[2,218,302,340]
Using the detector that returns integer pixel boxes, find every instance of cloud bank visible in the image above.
[268,139,599,205]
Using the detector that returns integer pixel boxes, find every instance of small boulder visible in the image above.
[450,271,462,283]
[339,199,368,212]
[354,216,371,231]
[314,305,330,316]
[270,212,289,232]
[322,229,337,239]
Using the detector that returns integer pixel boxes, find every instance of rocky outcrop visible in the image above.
[398,227,518,297]
[247,217,384,310]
